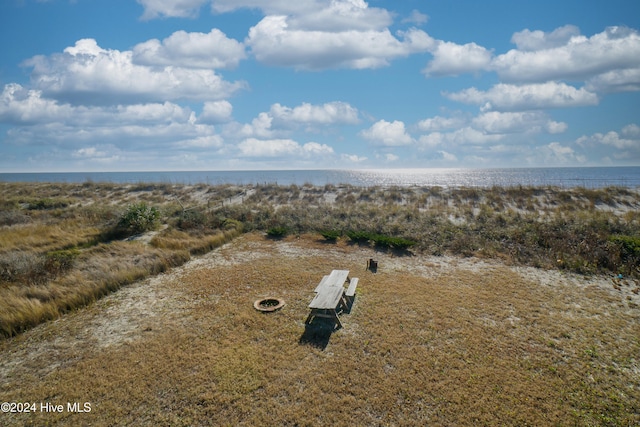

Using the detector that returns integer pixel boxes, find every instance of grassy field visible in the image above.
[0,182,639,425]
[1,233,639,426]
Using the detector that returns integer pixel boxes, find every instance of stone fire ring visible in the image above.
[253,297,285,312]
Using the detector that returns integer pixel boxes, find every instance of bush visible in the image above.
[116,203,160,236]
[345,230,416,250]
[610,235,640,274]
[346,230,371,244]
[266,226,289,238]
[319,230,341,241]
[175,209,206,230]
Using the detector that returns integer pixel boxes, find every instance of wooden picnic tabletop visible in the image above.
[309,285,345,310]
[314,269,349,291]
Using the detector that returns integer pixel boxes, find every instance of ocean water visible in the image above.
[1,167,639,188]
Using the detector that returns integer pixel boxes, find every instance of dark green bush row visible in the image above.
[344,230,415,249]
[319,229,416,249]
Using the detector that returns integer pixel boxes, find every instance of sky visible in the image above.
[0,0,639,172]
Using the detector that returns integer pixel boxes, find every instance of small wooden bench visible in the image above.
[345,277,358,301]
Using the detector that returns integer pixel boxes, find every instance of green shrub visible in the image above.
[319,230,341,241]
[609,235,640,274]
[266,226,289,238]
[345,230,416,250]
[175,209,206,230]
[346,230,371,244]
[117,203,160,236]
[610,235,640,260]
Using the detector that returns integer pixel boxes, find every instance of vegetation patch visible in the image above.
[115,202,160,237]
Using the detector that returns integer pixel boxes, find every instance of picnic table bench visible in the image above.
[306,270,358,328]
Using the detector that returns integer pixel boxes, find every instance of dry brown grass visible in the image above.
[0,182,242,338]
[1,233,638,426]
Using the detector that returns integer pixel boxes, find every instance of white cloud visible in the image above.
[0,83,73,124]
[238,112,275,138]
[573,124,640,163]
[234,101,359,136]
[538,142,586,165]
[493,26,640,84]
[199,100,233,124]
[176,134,224,148]
[417,126,504,151]
[132,29,246,69]
[246,16,434,70]
[416,115,466,132]
[445,82,599,111]
[359,120,413,146]
[417,132,444,149]
[1,84,198,127]
[270,101,359,125]
[24,39,246,105]
[445,127,504,145]
[471,111,567,135]
[137,0,208,20]
[210,0,318,15]
[237,137,334,158]
[578,130,639,150]
[136,1,435,71]
[423,41,492,76]
[586,67,640,93]
[402,9,428,25]
[303,141,335,155]
[1,85,220,151]
[285,0,393,32]
[211,0,392,31]
[622,124,640,137]
[545,120,568,134]
[341,153,368,163]
[437,150,458,162]
[510,25,580,51]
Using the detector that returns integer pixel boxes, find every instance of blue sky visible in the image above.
[1,0,639,171]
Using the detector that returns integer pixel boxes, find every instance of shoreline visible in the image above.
[2,166,640,188]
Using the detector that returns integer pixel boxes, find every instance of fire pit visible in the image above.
[253,297,285,312]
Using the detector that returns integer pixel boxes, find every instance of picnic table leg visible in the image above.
[305,310,315,324]
[333,310,343,329]
[339,295,348,312]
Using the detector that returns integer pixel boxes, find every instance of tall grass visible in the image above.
[0,182,244,338]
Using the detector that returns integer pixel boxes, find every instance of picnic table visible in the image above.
[306,270,357,328]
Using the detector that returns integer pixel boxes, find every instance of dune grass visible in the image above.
[1,181,639,339]
[0,233,638,426]
[0,182,243,338]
